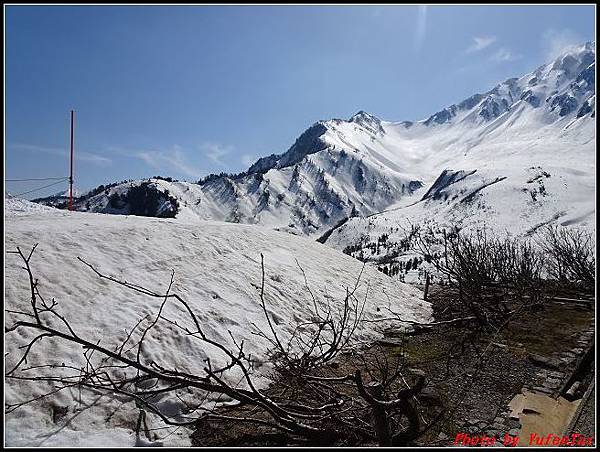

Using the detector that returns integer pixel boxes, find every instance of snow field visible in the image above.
[4,200,431,446]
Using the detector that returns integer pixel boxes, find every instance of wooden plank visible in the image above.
[559,344,595,401]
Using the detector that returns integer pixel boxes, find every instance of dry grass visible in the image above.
[496,302,592,356]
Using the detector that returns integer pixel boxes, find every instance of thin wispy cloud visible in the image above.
[414,5,427,51]
[134,145,203,179]
[201,142,232,167]
[241,154,257,168]
[466,36,497,53]
[11,143,112,165]
[490,47,521,63]
[541,28,584,61]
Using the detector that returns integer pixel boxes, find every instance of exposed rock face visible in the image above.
[421,170,478,201]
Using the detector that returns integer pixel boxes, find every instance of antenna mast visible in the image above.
[69,110,75,211]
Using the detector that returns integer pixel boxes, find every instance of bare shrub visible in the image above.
[538,225,595,291]
[411,226,546,329]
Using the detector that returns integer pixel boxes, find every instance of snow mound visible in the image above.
[5,204,431,446]
[5,194,65,217]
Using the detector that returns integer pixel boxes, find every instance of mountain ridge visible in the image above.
[33,41,595,240]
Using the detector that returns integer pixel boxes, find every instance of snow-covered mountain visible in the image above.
[5,41,595,447]
[34,42,595,242]
[321,42,595,278]
[35,118,425,234]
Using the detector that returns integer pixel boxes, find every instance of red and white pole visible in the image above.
[69,110,74,211]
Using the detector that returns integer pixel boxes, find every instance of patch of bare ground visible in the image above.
[191,284,594,447]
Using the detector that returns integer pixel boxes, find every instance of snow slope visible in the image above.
[324,42,595,264]
[4,198,431,447]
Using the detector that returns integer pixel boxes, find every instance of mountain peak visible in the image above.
[349,110,379,122]
[349,110,384,134]
[421,40,595,127]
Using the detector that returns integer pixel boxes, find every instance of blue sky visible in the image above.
[5,5,595,198]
